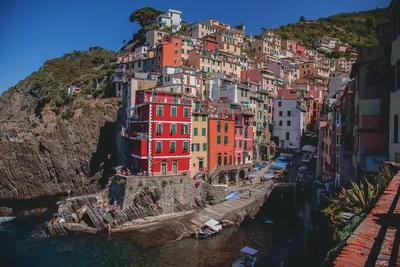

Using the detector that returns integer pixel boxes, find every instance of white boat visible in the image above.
[196,219,222,240]
[232,246,258,267]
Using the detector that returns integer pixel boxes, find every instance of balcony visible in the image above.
[235,120,243,126]
[241,108,254,116]
[131,132,148,139]
[193,107,210,114]
[130,114,144,121]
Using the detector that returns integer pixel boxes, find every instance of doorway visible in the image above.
[172,160,178,174]
[161,160,167,174]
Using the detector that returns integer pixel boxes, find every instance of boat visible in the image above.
[265,219,274,225]
[225,191,240,200]
[196,219,222,240]
[232,246,259,267]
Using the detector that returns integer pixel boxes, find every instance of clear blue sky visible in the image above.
[0,0,390,94]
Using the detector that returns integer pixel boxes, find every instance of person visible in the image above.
[249,190,252,197]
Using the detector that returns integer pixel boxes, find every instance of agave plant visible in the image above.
[332,177,379,213]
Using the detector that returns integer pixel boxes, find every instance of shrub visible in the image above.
[61,108,74,120]
[162,180,168,188]
[138,181,143,186]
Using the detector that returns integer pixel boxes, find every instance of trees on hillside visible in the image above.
[299,16,306,22]
[129,7,164,28]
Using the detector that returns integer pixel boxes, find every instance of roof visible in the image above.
[240,246,259,255]
[334,170,400,266]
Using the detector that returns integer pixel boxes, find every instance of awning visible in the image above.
[302,145,316,153]
[204,219,220,229]
[240,246,259,255]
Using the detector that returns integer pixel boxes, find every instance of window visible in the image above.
[192,143,200,151]
[202,115,206,121]
[217,121,221,132]
[287,111,291,116]
[394,114,399,143]
[194,128,198,136]
[230,155,232,164]
[156,123,163,134]
[224,136,228,144]
[170,141,176,152]
[183,108,189,117]
[287,120,291,126]
[285,132,290,140]
[170,124,177,134]
[239,140,242,148]
[203,143,207,151]
[202,128,206,136]
[279,111,282,116]
[171,106,177,117]
[239,128,243,135]
[217,135,221,144]
[156,141,162,152]
[225,123,229,133]
[279,121,282,126]
[199,159,204,169]
[181,124,189,134]
[224,153,227,165]
[278,101,282,107]
[183,141,189,151]
[217,153,222,166]
[181,48,185,54]
[156,106,163,116]
[194,114,198,121]
[336,134,341,146]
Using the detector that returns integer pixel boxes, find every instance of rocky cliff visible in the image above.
[0,47,119,200]
[0,99,118,200]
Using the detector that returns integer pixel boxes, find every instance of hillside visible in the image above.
[273,8,388,47]
[0,47,117,122]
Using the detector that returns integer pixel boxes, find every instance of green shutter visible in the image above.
[194,114,198,121]
[217,135,221,144]
[170,142,176,151]
[224,136,228,144]
[171,107,177,116]
[225,123,228,133]
[157,124,162,134]
[203,143,207,151]
[240,128,242,135]
[202,128,206,136]
[171,124,176,134]
[184,108,189,117]
[184,141,189,151]
[194,128,198,136]
[156,142,162,151]
[239,140,242,148]
[202,115,206,121]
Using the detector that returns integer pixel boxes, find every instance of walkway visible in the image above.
[334,171,400,267]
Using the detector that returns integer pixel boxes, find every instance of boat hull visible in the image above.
[196,231,218,240]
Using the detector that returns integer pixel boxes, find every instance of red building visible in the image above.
[295,43,306,57]
[201,36,219,51]
[156,37,183,72]
[128,90,192,176]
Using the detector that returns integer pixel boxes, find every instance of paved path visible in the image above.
[185,180,275,231]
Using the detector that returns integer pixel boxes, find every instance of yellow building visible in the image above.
[299,62,331,79]
[190,101,209,178]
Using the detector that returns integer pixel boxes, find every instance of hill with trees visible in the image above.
[272,8,388,47]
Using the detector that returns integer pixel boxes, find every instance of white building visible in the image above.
[273,99,306,149]
[156,9,182,33]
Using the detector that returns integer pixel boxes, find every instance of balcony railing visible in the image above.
[143,97,192,105]
[193,107,210,114]
[130,115,144,121]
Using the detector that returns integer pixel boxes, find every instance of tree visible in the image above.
[299,16,306,22]
[129,7,164,28]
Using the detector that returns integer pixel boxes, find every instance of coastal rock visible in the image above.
[0,98,118,200]
[0,207,12,216]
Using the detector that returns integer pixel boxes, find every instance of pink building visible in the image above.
[334,43,349,52]
[234,114,254,164]
[295,44,306,57]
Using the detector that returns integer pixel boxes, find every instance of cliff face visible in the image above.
[0,99,118,200]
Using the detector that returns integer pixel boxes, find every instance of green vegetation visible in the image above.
[273,8,388,47]
[322,165,392,265]
[129,7,164,45]
[11,47,116,109]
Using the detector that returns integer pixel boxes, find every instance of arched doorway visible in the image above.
[217,153,222,166]
[218,173,226,184]
[161,160,167,175]
[239,169,246,179]
[224,153,228,165]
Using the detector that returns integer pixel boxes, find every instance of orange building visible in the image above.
[208,114,235,171]
[156,37,182,72]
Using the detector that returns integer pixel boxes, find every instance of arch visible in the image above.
[161,160,167,175]
[224,153,228,165]
[218,173,226,184]
[217,153,222,166]
[239,169,246,179]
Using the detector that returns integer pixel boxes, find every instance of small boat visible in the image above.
[232,246,259,267]
[265,220,274,225]
[196,219,222,240]
[225,191,240,200]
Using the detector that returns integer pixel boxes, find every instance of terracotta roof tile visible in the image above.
[334,172,400,266]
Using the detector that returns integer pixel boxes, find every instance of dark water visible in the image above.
[0,191,300,267]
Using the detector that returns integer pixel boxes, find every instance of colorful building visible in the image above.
[190,100,209,178]
[208,113,235,171]
[128,90,192,176]
[156,37,183,72]
[234,113,254,164]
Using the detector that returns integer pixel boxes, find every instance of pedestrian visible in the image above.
[249,190,252,197]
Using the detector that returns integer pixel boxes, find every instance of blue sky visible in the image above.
[0,0,390,94]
